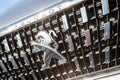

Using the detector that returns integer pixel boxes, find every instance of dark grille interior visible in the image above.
[0,0,120,80]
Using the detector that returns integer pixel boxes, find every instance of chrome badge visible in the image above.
[30,30,67,70]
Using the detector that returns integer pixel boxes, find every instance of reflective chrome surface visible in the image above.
[0,0,83,37]
[0,60,8,72]
[20,51,30,66]
[14,34,23,48]
[0,0,119,79]
[30,30,67,70]
[62,15,69,30]
[8,55,18,69]
[104,22,110,40]
[85,29,91,46]
[72,57,81,72]
[101,0,110,15]
[89,52,95,68]
[80,6,88,23]
[66,35,74,52]
[1,39,10,52]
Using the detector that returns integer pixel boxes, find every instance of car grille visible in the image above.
[0,0,120,80]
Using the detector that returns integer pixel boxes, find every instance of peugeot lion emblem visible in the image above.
[30,30,67,70]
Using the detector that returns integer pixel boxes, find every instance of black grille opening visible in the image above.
[0,0,120,80]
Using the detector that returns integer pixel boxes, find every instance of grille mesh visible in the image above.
[0,0,120,80]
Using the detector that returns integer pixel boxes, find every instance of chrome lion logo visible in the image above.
[30,30,67,70]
